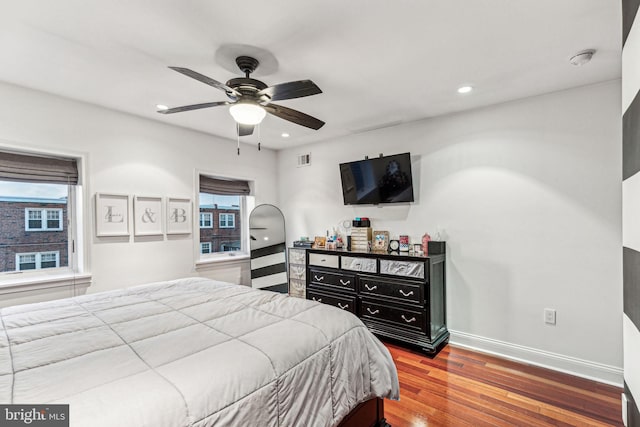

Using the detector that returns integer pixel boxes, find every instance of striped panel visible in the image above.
[626,382,640,426]
[250,242,288,292]
[251,272,288,289]
[623,90,640,180]
[625,248,640,328]
[623,1,640,424]
[251,243,286,259]
[624,0,640,45]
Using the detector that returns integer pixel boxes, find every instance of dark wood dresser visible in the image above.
[306,248,448,355]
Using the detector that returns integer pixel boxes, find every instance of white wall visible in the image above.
[278,81,623,382]
[0,82,279,294]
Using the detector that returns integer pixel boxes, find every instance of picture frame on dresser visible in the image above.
[372,230,389,252]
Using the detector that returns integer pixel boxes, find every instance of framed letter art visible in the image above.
[166,197,192,235]
[134,196,163,236]
[95,193,130,237]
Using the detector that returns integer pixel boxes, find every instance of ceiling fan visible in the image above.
[158,56,325,137]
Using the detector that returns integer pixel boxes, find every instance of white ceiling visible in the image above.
[0,1,621,150]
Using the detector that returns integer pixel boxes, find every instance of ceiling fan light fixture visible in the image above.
[229,102,266,125]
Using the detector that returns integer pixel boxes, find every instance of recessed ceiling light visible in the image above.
[281,133,290,138]
[457,86,473,94]
[569,49,595,66]
[156,104,168,111]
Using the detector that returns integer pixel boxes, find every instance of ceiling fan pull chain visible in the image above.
[237,122,240,155]
[258,125,261,151]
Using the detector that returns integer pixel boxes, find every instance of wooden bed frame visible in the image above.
[337,397,390,427]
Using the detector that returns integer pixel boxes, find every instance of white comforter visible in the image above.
[0,277,399,427]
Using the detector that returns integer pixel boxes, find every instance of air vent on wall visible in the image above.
[297,153,311,167]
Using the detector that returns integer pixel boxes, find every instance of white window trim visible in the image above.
[194,170,254,266]
[219,213,235,228]
[16,251,60,271]
[24,208,63,231]
[0,145,89,299]
[199,212,213,228]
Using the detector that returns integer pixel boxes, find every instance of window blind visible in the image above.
[0,151,79,185]
[199,175,250,195]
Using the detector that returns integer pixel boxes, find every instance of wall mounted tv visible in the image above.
[339,152,414,205]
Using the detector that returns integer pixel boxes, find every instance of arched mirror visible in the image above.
[249,204,287,293]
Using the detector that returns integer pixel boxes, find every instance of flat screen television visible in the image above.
[339,152,414,205]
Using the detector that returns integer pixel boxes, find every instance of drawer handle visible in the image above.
[401,315,417,323]
[399,290,414,297]
[338,303,349,310]
[312,297,322,303]
[314,275,324,282]
[340,279,351,286]
[364,284,378,291]
[367,308,380,315]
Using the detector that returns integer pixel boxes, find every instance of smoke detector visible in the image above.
[569,49,595,66]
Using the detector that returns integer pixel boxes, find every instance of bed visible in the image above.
[0,277,399,426]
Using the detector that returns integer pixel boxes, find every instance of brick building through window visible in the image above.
[0,197,68,272]
[199,204,241,253]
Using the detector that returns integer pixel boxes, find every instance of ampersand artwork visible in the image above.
[141,208,157,223]
[170,208,187,223]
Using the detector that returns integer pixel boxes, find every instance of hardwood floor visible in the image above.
[383,342,623,427]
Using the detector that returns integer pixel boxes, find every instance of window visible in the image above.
[198,174,250,259]
[200,242,211,254]
[0,150,81,276]
[199,212,213,228]
[16,251,59,271]
[219,213,235,228]
[25,208,63,231]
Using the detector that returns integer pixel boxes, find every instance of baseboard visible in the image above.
[449,329,623,387]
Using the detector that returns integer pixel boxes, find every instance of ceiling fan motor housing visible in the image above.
[236,56,260,76]
[226,77,268,101]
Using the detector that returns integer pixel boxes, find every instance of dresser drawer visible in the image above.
[289,279,306,298]
[289,248,306,264]
[289,265,306,280]
[341,256,377,273]
[308,253,340,269]
[308,290,356,314]
[360,299,426,333]
[359,275,423,305]
[309,268,356,292]
[379,259,425,279]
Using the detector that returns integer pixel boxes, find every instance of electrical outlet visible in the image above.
[544,308,556,325]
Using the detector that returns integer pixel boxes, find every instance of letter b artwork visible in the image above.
[166,198,192,235]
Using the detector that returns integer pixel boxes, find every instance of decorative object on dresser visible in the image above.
[288,247,307,298]
[306,248,449,355]
[373,230,390,252]
[398,234,410,252]
[313,236,326,248]
[350,227,372,252]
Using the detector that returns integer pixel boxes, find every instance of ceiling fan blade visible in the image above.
[264,103,325,130]
[169,67,240,98]
[157,101,230,114]
[237,124,255,136]
[257,80,322,101]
